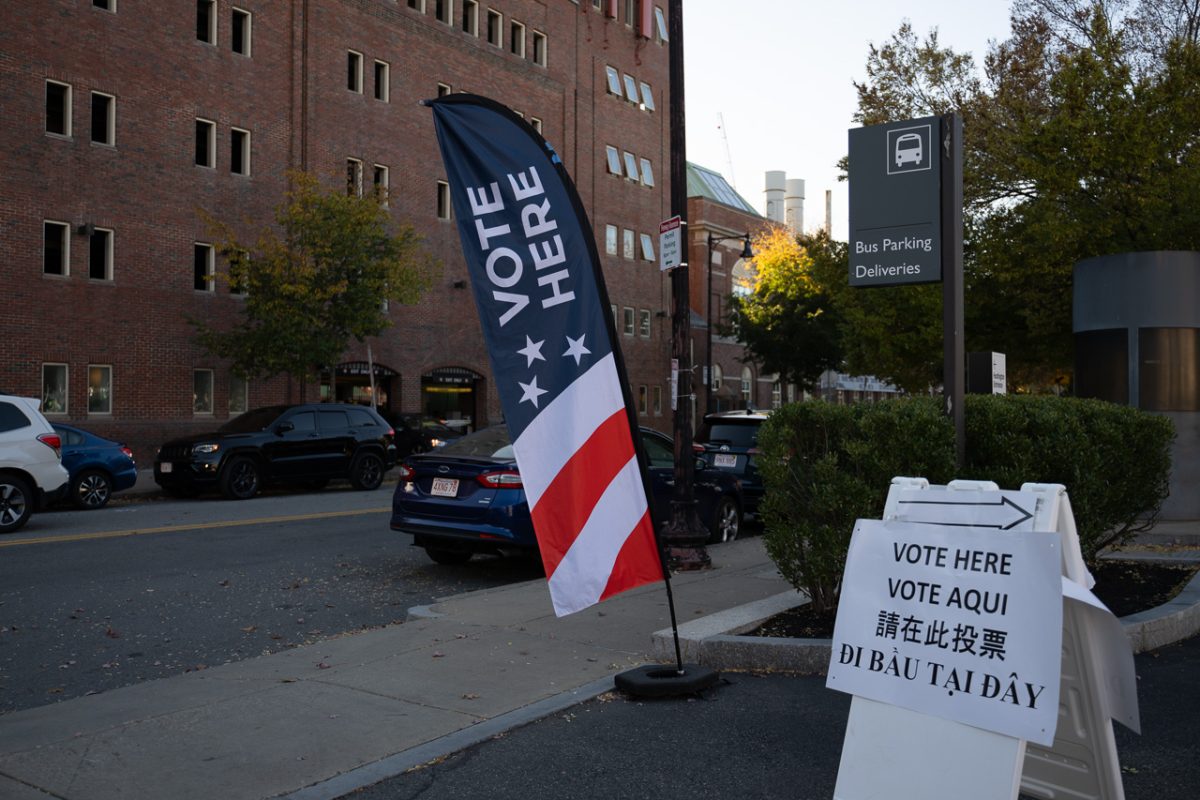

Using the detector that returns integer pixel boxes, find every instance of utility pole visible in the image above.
[661,0,710,570]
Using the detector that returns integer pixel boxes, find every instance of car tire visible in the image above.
[219,456,260,500]
[707,496,741,544]
[72,469,113,510]
[0,475,35,534]
[348,451,384,491]
[425,547,472,565]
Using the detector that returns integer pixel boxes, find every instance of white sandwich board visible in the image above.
[831,478,1140,800]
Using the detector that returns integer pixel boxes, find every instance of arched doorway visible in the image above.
[421,367,482,433]
[326,361,398,411]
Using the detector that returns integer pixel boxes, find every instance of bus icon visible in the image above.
[895,133,923,167]
[886,124,932,174]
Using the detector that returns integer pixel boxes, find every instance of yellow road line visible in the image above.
[0,507,391,548]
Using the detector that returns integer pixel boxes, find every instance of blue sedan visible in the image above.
[51,423,138,509]
[390,425,743,565]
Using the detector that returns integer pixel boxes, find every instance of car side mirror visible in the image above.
[275,421,294,435]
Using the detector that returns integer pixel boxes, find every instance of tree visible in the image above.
[193,172,437,389]
[726,227,843,392]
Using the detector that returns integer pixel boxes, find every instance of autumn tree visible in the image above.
[192,172,437,389]
[726,227,843,392]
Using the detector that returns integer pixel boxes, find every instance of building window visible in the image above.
[639,157,655,187]
[346,158,363,196]
[437,180,451,220]
[640,233,655,261]
[462,0,478,34]
[741,366,753,405]
[407,0,425,10]
[230,127,250,175]
[194,370,214,414]
[711,363,723,392]
[623,228,635,259]
[437,82,452,96]
[46,80,71,137]
[88,365,112,414]
[622,307,635,336]
[435,0,452,24]
[772,381,782,409]
[228,249,249,296]
[605,65,622,96]
[90,91,115,146]
[605,224,618,255]
[229,372,248,414]
[611,304,618,330]
[231,7,251,55]
[195,118,215,167]
[197,0,216,44]
[194,242,214,291]
[510,21,525,56]
[652,385,662,416]
[89,227,113,281]
[639,81,655,111]
[374,60,389,101]
[43,221,70,276]
[654,5,668,41]
[486,9,502,46]
[638,385,648,415]
[532,31,547,66]
[347,51,363,92]
[42,364,69,415]
[605,145,622,175]
[530,116,542,133]
[621,76,639,105]
[639,309,651,338]
[622,151,639,181]
[93,0,115,10]
[373,164,389,204]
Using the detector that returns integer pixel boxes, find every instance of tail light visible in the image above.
[120,445,136,464]
[37,433,62,459]
[692,443,705,454]
[398,464,415,481]
[477,470,522,489]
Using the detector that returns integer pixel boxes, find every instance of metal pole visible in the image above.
[661,0,710,570]
[941,113,965,469]
[705,232,714,416]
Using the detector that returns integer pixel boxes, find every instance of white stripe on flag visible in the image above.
[545,454,648,616]
[513,352,625,509]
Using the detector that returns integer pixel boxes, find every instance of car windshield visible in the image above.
[700,421,760,448]
[218,406,288,434]
[437,426,514,459]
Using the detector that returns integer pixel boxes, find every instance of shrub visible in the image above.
[758,396,1174,612]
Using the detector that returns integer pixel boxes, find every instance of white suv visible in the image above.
[0,395,69,533]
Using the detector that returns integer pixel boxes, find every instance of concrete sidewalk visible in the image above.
[0,537,794,800]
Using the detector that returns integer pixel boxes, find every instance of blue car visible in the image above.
[390,425,743,565]
[51,423,138,509]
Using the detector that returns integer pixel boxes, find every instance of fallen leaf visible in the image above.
[316,662,331,670]
[432,651,445,658]
[240,625,258,633]
[105,627,121,639]
[218,580,230,587]
[462,693,480,700]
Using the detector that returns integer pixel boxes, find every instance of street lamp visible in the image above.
[705,232,753,415]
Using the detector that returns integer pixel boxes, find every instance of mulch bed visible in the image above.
[748,560,1199,640]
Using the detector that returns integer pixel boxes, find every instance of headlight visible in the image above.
[193,443,220,455]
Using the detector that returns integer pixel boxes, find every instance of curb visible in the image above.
[653,569,1200,673]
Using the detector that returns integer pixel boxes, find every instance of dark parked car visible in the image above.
[694,410,769,517]
[51,423,138,509]
[154,403,397,500]
[383,413,465,457]
[390,425,743,565]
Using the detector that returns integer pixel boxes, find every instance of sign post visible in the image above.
[849,114,964,467]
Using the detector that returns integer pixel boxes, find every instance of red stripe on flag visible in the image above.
[598,511,663,602]
[531,409,635,578]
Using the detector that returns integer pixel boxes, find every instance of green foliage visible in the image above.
[727,228,843,391]
[192,171,438,383]
[758,396,1174,612]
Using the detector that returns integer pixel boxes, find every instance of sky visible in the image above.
[683,0,1015,241]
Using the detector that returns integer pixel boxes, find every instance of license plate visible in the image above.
[430,477,459,497]
[160,462,173,473]
[714,454,737,468]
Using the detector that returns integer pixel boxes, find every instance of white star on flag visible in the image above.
[518,376,548,407]
[563,334,590,365]
[517,335,546,367]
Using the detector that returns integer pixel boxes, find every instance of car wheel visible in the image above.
[219,456,260,500]
[72,469,113,510]
[0,475,34,534]
[425,547,472,565]
[349,451,384,491]
[707,496,741,544]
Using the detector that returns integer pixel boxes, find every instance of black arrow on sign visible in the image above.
[896,496,1034,530]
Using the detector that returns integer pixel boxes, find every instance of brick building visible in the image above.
[0,0,675,461]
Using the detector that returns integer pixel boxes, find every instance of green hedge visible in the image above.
[758,395,1175,613]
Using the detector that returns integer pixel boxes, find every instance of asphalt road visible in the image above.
[0,484,543,715]
[343,634,1200,800]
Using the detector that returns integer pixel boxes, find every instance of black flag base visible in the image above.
[613,664,720,698]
